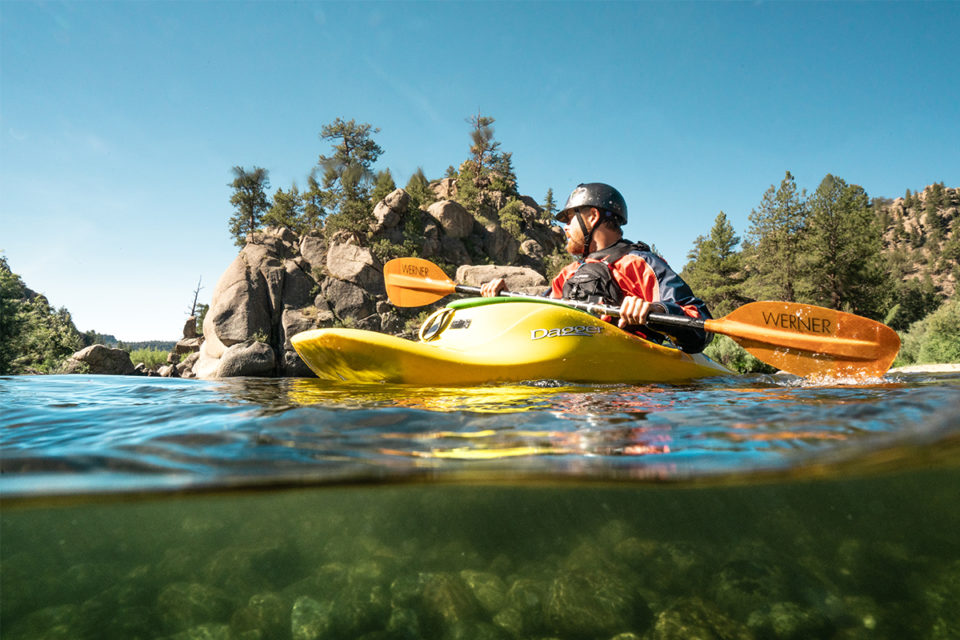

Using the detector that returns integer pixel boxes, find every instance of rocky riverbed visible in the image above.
[3,473,958,640]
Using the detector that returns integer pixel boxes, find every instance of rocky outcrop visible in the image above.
[878,183,959,297]
[61,344,136,375]
[183,186,564,378]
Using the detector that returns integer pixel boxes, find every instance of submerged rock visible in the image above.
[460,570,507,615]
[230,592,290,640]
[4,604,81,640]
[712,558,788,618]
[156,582,233,634]
[491,606,525,638]
[161,623,232,640]
[290,596,334,640]
[444,620,512,640]
[649,597,753,640]
[644,541,710,594]
[418,572,481,635]
[544,570,651,638]
[204,544,304,594]
[747,602,831,640]
[329,580,390,637]
[385,606,422,640]
[924,559,960,640]
[505,577,548,620]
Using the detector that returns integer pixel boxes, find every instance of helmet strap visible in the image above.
[575,209,600,263]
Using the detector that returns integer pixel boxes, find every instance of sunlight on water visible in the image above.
[2,373,960,495]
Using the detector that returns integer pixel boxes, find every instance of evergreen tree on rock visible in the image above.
[228,166,271,247]
[263,184,306,234]
[316,118,384,240]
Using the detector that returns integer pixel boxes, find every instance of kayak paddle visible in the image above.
[383,257,901,379]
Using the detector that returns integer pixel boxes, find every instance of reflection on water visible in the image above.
[2,374,960,496]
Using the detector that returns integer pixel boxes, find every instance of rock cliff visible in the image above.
[878,183,959,297]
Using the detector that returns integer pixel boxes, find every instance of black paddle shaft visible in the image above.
[453,285,706,330]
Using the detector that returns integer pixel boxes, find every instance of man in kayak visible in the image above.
[480,182,712,353]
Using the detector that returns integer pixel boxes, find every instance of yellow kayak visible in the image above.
[291,297,730,385]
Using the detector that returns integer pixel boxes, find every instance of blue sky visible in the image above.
[2,1,958,341]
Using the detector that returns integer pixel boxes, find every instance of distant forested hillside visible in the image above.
[681,176,958,369]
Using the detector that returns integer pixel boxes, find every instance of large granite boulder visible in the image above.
[325,241,383,293]
[456,265,547,295]
[61,344,136,375]
[322,278,376,320]
[440,236,472,266]
[482,221,519,264]
[371,188,410,234]
[203,245,280,348]
[216,341,276,377]
[196,227,317,379]
[427,200,473,239]
[298,233,325,271]
[431,177,457,200]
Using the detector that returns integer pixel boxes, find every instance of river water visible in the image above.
[2,372,959,639]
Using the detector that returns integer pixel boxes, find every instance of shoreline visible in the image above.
[888,363,960,374]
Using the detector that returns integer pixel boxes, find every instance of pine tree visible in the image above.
[744,171,807,302]
[404,168,433,210]
[302,173,326,230]
[227,166,271,247]
[681,212,748,316]
[370,169,397,205]
[886,275,943,331]
[801,174,886,318]
[263,184,306,233]
[316,118,384,240]
[924,182,946,242]
[455,113,517,218]
[542,188,557,222]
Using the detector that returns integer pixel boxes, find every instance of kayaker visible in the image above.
[480,182,712,353]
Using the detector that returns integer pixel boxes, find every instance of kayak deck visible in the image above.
[291,299,729,384]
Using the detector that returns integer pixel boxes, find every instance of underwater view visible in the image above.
[2,372,959,640]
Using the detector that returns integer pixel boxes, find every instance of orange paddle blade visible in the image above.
[706,301,901,378]
[384,258,457,307]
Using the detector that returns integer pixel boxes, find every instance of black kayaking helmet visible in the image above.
[555,183,628,226]
[556,183,628,261]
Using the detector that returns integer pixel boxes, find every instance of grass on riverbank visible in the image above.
[893,297,960,367]
[127,347,169,369]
